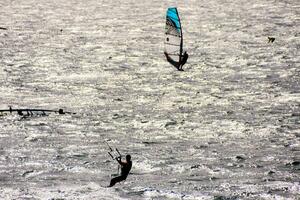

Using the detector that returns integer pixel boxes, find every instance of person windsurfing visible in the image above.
[179,51,189,70]
[164,7,188,71]
[108,154,132,187]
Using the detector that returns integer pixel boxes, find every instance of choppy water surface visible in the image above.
[0,0,299,199]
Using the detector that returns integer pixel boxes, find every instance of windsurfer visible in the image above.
[108,154,132,187]
[179,51,189,70]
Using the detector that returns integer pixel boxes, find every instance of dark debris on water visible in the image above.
[165,121,177,128]
[22,170,34,177]
[235,155,246,161]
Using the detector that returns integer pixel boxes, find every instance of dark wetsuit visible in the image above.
[108,158,132,187]
[179,52,189,70]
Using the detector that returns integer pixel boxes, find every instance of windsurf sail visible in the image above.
[164,7,183,65]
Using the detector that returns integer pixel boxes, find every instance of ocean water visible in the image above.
[0,0,299,199]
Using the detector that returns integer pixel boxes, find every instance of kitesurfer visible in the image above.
[108,154,132,187]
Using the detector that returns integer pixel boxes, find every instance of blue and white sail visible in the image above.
[164,7,183,63]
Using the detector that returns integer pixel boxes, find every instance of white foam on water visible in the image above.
[131,187,212,200]
[133,160,161,173]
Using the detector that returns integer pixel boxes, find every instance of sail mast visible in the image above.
[176,8,183,62]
